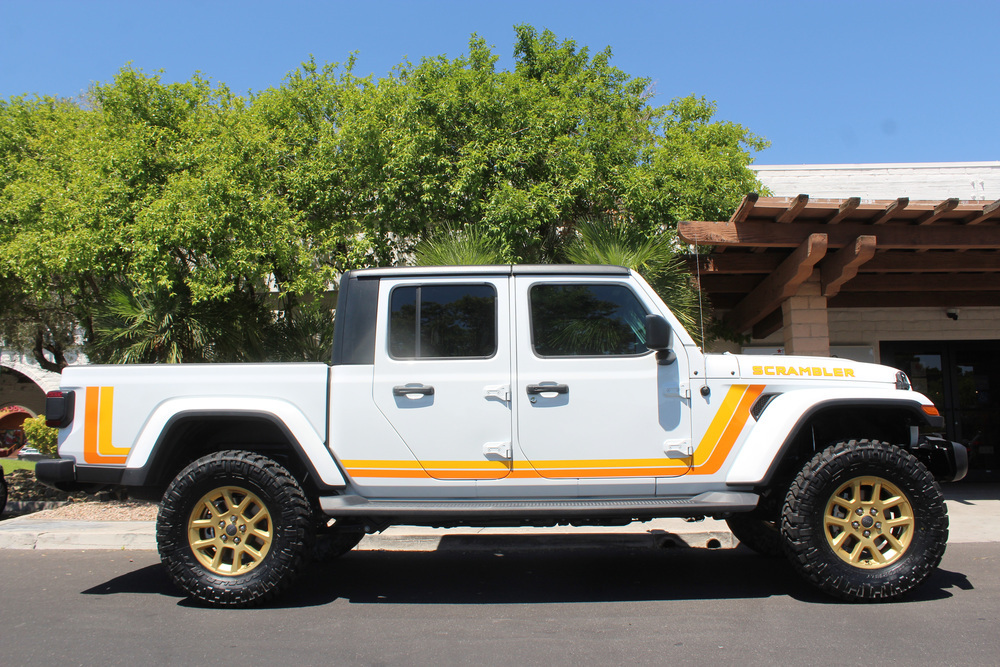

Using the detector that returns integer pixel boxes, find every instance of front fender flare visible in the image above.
[725,389,939,486]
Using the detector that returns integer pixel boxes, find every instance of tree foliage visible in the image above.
[0,25,766,365]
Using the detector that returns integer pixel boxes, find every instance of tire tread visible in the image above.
[156,450,314,607]
[781,439,948,602]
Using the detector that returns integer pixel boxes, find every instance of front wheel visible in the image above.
[157,450,314,607]
[782,440,948,602]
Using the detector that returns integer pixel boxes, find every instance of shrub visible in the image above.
[22,415,58,456]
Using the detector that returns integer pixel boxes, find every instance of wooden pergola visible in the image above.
[678,194,1000,354]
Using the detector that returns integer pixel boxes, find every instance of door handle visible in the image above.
[393,384,435,396]
[526,383,569,395]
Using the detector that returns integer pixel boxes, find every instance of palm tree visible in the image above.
[414,218,708,345]
[413,224,506,266]
[88,283,272,363]
[563,218,705,344]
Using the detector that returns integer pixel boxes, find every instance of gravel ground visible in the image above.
[23,501,158,521]
[3,463,158,521]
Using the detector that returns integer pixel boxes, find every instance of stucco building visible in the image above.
[687,161,1000,472]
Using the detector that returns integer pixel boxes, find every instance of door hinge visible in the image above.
[662,383,691,399]
[663,439,693,459]
[483,441,512,459]
[483,384,511,402]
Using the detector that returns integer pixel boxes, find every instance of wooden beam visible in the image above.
[821,235,877,297]
[870,197,909,225]
[752,308,784,339]
[965,199,1000,225]
[697,274,765,293]
[685,254,783,275]
[827,197,861,225]
[916,198,960,225]
[856,251,1000,273]
[776,194,809,223]
[689,250,1000,276]
[739,197,986,220]
[729,192,759,223]
[679,220,1000,250]
[708,294,744,309]
[724,234,828,334]
[829,292,1000,308]
[838,274,1000,292]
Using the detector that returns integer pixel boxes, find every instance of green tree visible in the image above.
[341,25,766,264]
[0,95,97,370]
[1,26,766,364]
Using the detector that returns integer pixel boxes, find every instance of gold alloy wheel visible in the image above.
[823,475,914,569]
[187,486,273,576]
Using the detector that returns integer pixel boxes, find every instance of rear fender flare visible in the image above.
[122,397,346,488]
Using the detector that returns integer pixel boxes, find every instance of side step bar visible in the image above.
[319,491,758,519]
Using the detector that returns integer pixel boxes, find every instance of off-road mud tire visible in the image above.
[0,466,7,515]
[313,519,366,561]
[782,439,948,602]
[727,510,783,556]
[157,450,314,607]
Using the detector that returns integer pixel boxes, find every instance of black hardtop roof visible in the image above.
[347,264,630,279]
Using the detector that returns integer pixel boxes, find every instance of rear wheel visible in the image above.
[0,466,7,515]
[314,518,366,561]
[727,508,782,556]
[157,450,314,607]
[782,440,948,602]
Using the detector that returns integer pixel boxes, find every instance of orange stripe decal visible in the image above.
[82,386,129,465]
[83,387,100,463]
[699,384,764,474]
[343,383,766,481]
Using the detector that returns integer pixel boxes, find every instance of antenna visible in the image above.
[693,235,706,350]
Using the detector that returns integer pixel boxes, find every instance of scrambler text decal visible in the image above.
[751,365,855,378]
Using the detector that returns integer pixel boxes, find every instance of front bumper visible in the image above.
[913,434,968,483]
[35,458,125,492]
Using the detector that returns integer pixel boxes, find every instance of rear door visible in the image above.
[372,276,513,481]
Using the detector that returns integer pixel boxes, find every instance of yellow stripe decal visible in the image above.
[343,384,765,480]
[691,384,749,467]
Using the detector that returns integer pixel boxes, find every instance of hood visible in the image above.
[733,355,903,387]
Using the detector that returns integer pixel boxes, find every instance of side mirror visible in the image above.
[645,314,676,365]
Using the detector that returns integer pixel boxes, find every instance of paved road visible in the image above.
[3,542,997,666]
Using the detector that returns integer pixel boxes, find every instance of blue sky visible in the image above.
[2,0,997,165]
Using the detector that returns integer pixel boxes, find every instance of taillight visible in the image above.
[45,390,76,428]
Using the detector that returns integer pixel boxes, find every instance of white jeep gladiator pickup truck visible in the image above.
[37,265,967,606]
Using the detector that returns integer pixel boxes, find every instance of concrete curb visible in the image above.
[0,515,736,552]
[1,487,997,551]
[4,500,69,514]
[0,519,156,550]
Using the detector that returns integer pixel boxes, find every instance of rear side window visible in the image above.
[530,283,649,357]
[389,284,497,359]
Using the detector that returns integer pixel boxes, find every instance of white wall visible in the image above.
[754,161,1000,201]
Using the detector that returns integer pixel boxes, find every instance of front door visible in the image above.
[513,277,692,495]
[372,277,513,481]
